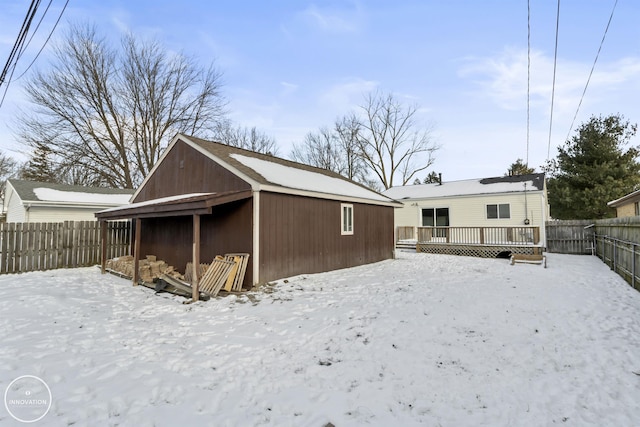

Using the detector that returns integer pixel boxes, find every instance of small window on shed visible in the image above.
[487,203,510,219]
[341,203,354,235]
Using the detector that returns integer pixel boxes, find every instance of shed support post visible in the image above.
[192,214,201,301]
[100,220,107,274]
[133,218,141,286]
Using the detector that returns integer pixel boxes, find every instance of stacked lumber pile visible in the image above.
[106,255,183,282]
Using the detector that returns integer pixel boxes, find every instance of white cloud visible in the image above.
[457,47,640,139]
[300,3,363,33]
[319,78,379,112]
[280,81,299,96]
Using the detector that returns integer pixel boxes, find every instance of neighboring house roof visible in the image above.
[607,189,640,208]
[6,179,134,207]
[382,173,546,200]
[131,134,401,207]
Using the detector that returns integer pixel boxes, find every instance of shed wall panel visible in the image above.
[139,198,253,288]
[258,192,394,283]
[134,139,251,203]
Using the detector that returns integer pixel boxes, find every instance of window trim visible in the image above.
[487,203,511,219]
[341,203,354,235]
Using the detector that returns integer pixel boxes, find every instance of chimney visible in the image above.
[438,173,443,185]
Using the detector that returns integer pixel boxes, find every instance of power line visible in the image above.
[14,0,70,82]
[0,0,41,88]
[564,0,618,143]
[546,0,561,161]
[0,0,68,109]
[526,0,531,167]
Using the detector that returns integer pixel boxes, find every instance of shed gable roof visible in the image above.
[133,134,400,207]
[7,179,133,206]
[382,173,546,200]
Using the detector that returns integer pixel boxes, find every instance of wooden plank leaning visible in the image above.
[224,253,250,291]
[198,257,236,297]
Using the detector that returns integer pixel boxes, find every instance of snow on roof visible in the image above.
[383,174,545,200]
[230,153,391,202]
[33,187,131,205]
[98,193,214,213]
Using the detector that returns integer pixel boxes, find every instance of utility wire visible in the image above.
[0,0,41,108]
[526,0,531,167]
[0,0,41,87]
[546,0,561,161]
[14,0,69,82]
[564,0,618,143]
[0,0,68,109]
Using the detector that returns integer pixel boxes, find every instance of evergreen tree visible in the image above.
[506,158,535,176]
[21,143,57,183]
[546,114,640,219]
[423,171,440,184]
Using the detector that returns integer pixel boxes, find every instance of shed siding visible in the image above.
[139,198,253,288]
[258,192,394,284]
[133,139,251,203]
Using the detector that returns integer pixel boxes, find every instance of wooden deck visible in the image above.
[397,226,544,258]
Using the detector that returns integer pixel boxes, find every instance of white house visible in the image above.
[382,173,549,247]
[3,179,133,223]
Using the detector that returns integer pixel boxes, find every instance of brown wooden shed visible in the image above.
[96,134,401,298]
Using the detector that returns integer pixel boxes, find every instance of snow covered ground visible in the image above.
[1,251,640,426]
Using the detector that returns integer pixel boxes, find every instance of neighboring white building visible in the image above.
[3,179,133,223]
[382,173,550,245]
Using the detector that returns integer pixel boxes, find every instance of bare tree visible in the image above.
[213,120,278,155]
[357,91,438,189]
[290,126,343,171]
[17,23,226,188]
[334,113,369,182]
[291,113,370,183]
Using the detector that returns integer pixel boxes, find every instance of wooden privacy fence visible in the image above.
[545,220,595,254]
[0,221,131,274]
[548,217,640,290]
[593,216,640,290]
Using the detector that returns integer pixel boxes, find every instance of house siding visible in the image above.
[396,192,546,227]
[394,191,548,244]
[615,203,636,218]
[258,192,394,284]
[5,193,25,223]
[27,207,110,223]
[133,139,251,203]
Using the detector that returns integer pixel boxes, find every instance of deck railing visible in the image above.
[398,226,541,246]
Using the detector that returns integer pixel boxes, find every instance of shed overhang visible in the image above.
[95,190,253,220]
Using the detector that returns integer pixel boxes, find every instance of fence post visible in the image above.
[633,243,636,289]
[613,238,617,272]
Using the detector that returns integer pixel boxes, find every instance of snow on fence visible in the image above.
[0,221,131,274]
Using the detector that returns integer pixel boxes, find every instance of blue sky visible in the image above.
[1,0,639,182]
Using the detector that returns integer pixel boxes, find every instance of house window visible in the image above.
[341,203,353,235]
[422,207,449,237]
[487,203,510,219]
[635,202,640,216]
[487,203,511,219]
